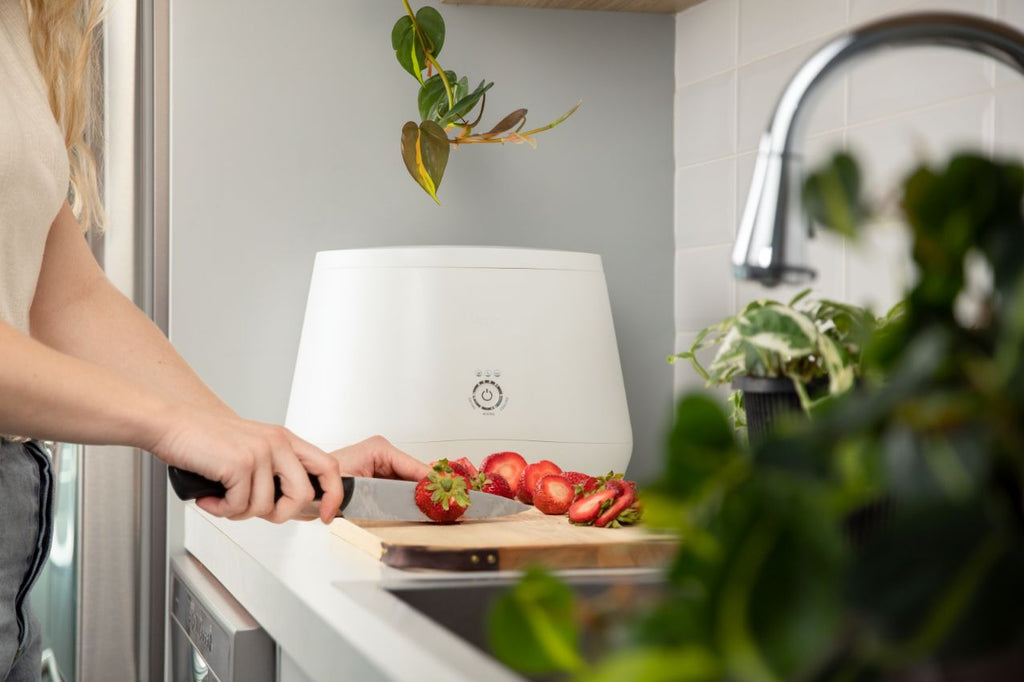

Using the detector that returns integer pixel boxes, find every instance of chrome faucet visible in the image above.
[733,12,1024,286]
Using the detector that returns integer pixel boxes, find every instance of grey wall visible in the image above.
[170,1,674,481]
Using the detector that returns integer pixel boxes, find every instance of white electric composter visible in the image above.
[285,246,632,474]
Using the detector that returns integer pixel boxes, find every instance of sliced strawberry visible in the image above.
[567,489,617,525]
[517,460,563,505]
[533,475,575,515]
[452,457,479,480]
[415,460,471,523]
[595,485,636,528]
[473,471,514,499]
[481,451,528,496]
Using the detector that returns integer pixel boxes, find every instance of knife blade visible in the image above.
[167,466,530,521]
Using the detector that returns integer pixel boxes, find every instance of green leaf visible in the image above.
[583,647,721,682]
[400,120,450,204]
[746,481,844,679]
[802,152,869,238]
[488,568,586,675]
[846,498,1019,662]
[390,15,410,50]
[415,6,445,58]
[661,393,742,498]
[439,80,494,125]
[393,16,426,83]
[417,71,457,121]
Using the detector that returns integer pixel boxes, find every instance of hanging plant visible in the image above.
[392,1,580,204]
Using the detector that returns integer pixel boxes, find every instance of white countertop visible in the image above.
[183,504,524,682]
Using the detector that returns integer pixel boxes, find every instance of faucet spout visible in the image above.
[733,12,1024,286]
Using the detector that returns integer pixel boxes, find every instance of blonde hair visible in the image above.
[21,0,106,233]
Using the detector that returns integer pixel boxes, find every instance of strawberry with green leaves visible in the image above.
[563,471,600,500]
[415,459,471,523]
[567,489,618,525]
[566,473,642,528]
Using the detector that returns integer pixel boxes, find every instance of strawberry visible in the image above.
[533,475,575,515]
[415,460,471,523]
[481,451,528,496]
[567,489,618,525]
[615,497,643,526]
[563,471,600,500]
[595,484,636,528]
[603,478,628,496]
[452,457,479,480]
[473,471,514,499]
[436,458,473,487]
[517,460,563,505]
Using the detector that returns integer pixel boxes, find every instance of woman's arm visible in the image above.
[17,201,345,522]
[30,202,235,417]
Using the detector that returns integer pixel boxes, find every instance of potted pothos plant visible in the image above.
[486,151,1024,681]
[672,291,902,441]
[392,1,579,203]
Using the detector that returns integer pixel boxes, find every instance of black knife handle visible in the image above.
[168,466,349,503]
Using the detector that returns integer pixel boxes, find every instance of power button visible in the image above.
[472,379,504,411]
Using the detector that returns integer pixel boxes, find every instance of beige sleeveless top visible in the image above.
[0,0,71,335]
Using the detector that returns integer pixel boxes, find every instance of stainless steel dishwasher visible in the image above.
[169,554,275,682]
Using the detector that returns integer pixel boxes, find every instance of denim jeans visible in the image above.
[0,441,53,682]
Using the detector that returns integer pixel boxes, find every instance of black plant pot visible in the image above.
[731,375,821,445]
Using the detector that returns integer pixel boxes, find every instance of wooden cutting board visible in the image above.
[330,509,678,572]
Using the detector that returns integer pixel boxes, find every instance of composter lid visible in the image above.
[313,246,603,272]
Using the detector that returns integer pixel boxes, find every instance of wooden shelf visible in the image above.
[441,0,704,14]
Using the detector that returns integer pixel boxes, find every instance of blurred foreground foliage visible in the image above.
[489,153,1024,681]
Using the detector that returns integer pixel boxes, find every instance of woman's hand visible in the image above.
[149,405,343,524]
[329,435,430,482]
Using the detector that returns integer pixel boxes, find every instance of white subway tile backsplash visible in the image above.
[735,150,757,225]
[737,41,846,152]
[675,245,734,332]
[847,93,992,201]
[675,157,736,248]
[851,0,995,24]
[848,46,993,125]
[674,0,1014,348]
[994,84,1024,161]
[996,0,1024,86]
[672,332,702,396]
[845,219,915,312]
[738,0,846,65]
[675,71,736,166]
[805,130,847,168]
[998,0,1024,26]
[734,231,846,309]
[676,0,737,87]
[672,332,732,403]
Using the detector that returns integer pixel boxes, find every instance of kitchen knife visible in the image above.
[167,466,530,521]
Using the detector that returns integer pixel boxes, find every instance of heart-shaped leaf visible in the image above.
[400,120,451,204]
[390,15,410,50]
[415,6,445,59]
[392,16,426,82]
